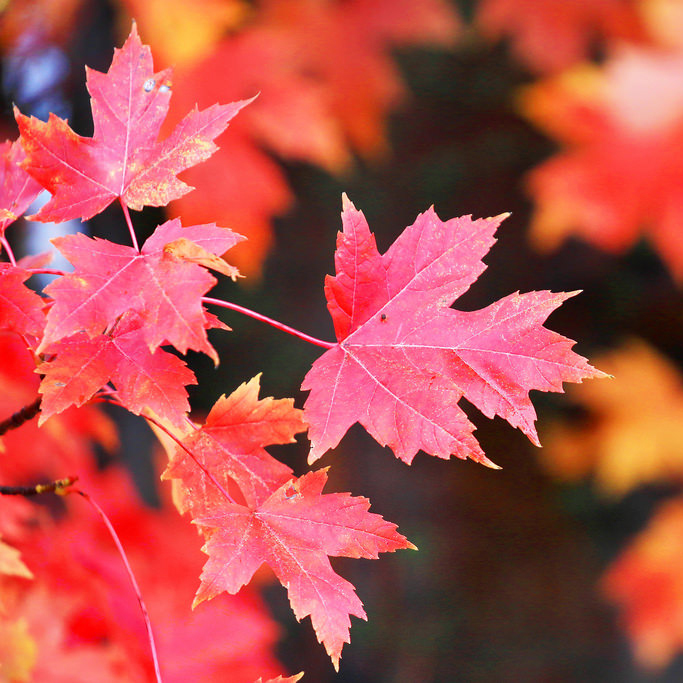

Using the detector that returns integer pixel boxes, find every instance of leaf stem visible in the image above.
[137,410,237,505]
[203,296,335,349]
[71,488,163,683]
[119,199,140,252]
[1,236,16,265]
[27,268,67,277]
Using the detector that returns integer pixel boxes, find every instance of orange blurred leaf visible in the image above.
[116,0,249,67]
[159,0,461,276]
[521,47,683,281]
[476,0,644,74]
[539,339,683,497]
[603,496,683,669]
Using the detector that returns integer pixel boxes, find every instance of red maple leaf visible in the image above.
[39,219,242,361]
[14,23,252,223]
[38,312,197,427]
[0,263,46,339]
[302,196,605,466]
[193,468,414,671]
[0,138,42,236]
[162,376,411,669]
[163,375,305,510]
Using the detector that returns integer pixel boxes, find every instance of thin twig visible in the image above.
[0,476,77,496]
[71,489,163,683]
[139,410,236,505]
[0,397,42,436]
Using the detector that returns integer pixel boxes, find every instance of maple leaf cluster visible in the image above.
[0,20,603,679]
[117,0,463,275]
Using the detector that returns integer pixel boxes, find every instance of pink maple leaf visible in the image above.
[38,312,196,427]
[15,23,252,223]
[193,468,415,671]
[0,138,42,237]
[39,219,242,362]
[302,195,605,465]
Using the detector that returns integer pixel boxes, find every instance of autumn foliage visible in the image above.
[476,0,683,674]
[0,8,613,681]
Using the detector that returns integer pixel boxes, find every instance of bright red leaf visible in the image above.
[163,375,305,511]
[302,196,605,465]
[193,468,415,671]
[0,263,46,339]
[38,312,197,427]
[0,138,42,237]
[14,23,251,223]
[39,219,241,361]
[0,331,118,483]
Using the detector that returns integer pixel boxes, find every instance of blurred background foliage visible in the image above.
[4,0,683,680]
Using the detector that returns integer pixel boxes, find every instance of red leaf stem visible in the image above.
[139,409,237,505]
[71,488,163,683]
[27,269,67,277]
[119,198,140,252]
[203,296,335,349]
[1,236,16,265]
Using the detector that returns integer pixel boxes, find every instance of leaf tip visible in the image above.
[306,447,323,466]
[341,193,355,211]
[481,457,503,470]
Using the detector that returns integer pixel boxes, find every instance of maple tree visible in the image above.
[0,18,606,682]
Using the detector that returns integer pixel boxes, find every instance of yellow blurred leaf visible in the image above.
[539,339,683,496]
[117,0,249,67]
[0,618,36,682]
[0,538,32,582]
